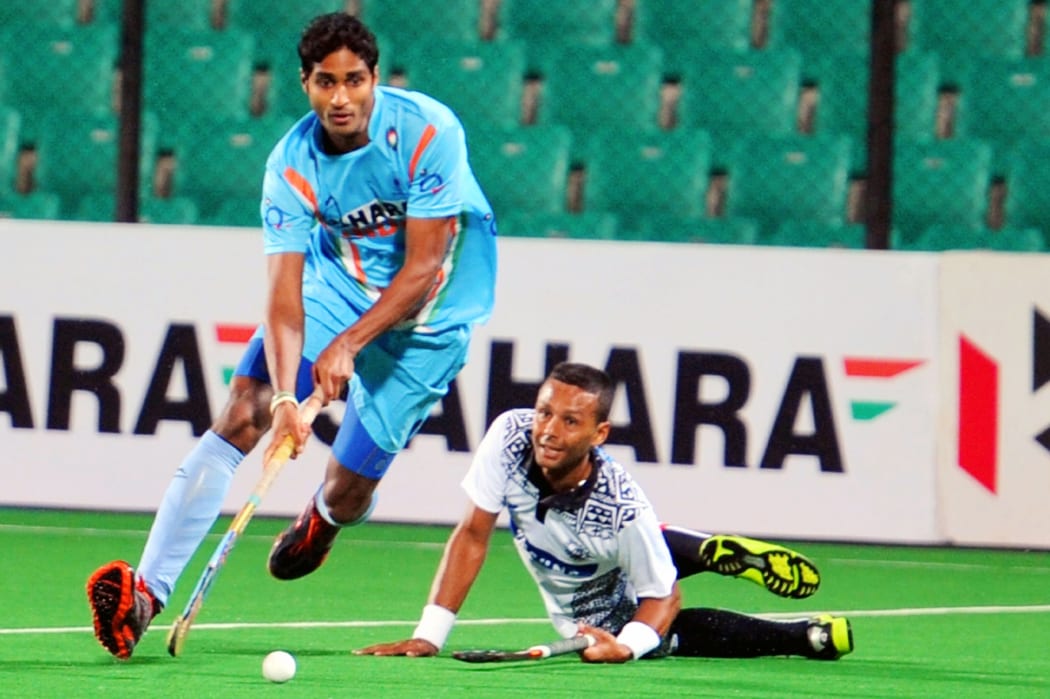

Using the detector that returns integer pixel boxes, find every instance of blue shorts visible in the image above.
[235,321,471,478]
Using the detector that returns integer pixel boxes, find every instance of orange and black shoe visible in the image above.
[86,561,162,659]
[267,499,340,580]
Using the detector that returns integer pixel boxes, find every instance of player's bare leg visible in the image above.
[87,377,271,657]
[268,458,380,580]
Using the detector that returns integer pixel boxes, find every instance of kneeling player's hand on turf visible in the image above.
[354,638,439,658]
[577,624,634,664]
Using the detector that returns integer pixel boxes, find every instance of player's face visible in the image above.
[302,47,378,153]
[531,379,610,483]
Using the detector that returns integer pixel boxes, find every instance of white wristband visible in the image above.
[616,621,661,660]
[269,391,298,415]
[412,604,456,650]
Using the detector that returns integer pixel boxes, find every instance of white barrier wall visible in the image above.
[2,220,1046,547]
[937,254,1050,548]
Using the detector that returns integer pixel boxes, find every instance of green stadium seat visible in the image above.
[504,0,619,49]
[810,51,940,174]
[399,40,526,131]
[582,129,711,230]
[0,2,79,28]
[144,28,256,143]
[0,54,7,110]
[170,117,292,220]
[201,196,264,227]
[892,139,993,245]
[899,224,1045,252]
[497,211,620,240]
[677,48,803,171]
[0,107,20,192]
[33,113,158,216]
[73,194,201,224]
[1004,139,1050,243]
[0,191,62,220]
[766,221,868,249]
[538,43,664,133]
[92,0,216,29]
[468,125,572,217]
[724,134,852,237]
[634,0,753,79]
[224,0,349,72]
[953,57,1050,177]
[631,216,761,245]
[909,0,1031,88]
[767,0,872,78]
[0,23,118,143]
[359,0,482,45]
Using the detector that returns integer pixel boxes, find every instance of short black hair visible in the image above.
[298,12,379,75]
[547,362,614,422]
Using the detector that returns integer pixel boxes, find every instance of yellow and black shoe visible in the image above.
[806,614,854,660]
[698,534,821,598]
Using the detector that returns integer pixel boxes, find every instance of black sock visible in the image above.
[661,525,709,579]
[668,608,814,658]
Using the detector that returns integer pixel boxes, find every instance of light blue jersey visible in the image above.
[261,85,497,355]
[236,85,498,455]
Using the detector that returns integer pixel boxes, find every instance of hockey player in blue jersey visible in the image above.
[86,12,497,659]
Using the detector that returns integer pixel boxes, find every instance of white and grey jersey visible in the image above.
[462,409,677,638]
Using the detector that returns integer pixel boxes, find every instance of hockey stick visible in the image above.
[451,634,597,663]
[166,390,324,657]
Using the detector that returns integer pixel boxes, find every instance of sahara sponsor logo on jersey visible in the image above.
[338,198,408,237]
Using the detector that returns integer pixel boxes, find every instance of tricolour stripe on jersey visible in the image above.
[283,166,369,287]
[408,124,438,181]
[283,167,320,213]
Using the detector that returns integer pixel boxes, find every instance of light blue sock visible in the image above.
[137,431,244,606]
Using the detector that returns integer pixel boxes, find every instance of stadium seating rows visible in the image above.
[0,0,1046,254]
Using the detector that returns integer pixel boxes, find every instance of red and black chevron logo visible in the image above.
[958,307,1050,495]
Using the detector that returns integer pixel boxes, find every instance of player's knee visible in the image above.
[213,378,270,447]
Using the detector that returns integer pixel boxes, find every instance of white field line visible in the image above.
[4,524,1049,574]
[0,523,446,549]
[4,605,1050,636]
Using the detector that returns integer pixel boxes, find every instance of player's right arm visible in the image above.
[262,250,311,463]
[353,504,498,657]
[354,414,509,657]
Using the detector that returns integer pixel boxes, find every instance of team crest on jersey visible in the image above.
[386,127,398,150]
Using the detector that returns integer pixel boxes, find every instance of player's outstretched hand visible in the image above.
[576,624,634,664]
[354,638,439,658]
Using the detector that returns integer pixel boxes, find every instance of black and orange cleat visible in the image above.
[86,560,162,659]
[267,499,340,580]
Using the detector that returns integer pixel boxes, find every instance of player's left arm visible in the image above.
[311,119,465,402]
[581,508,682,663]
[578,587,682,663]
[312,214,453,399]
